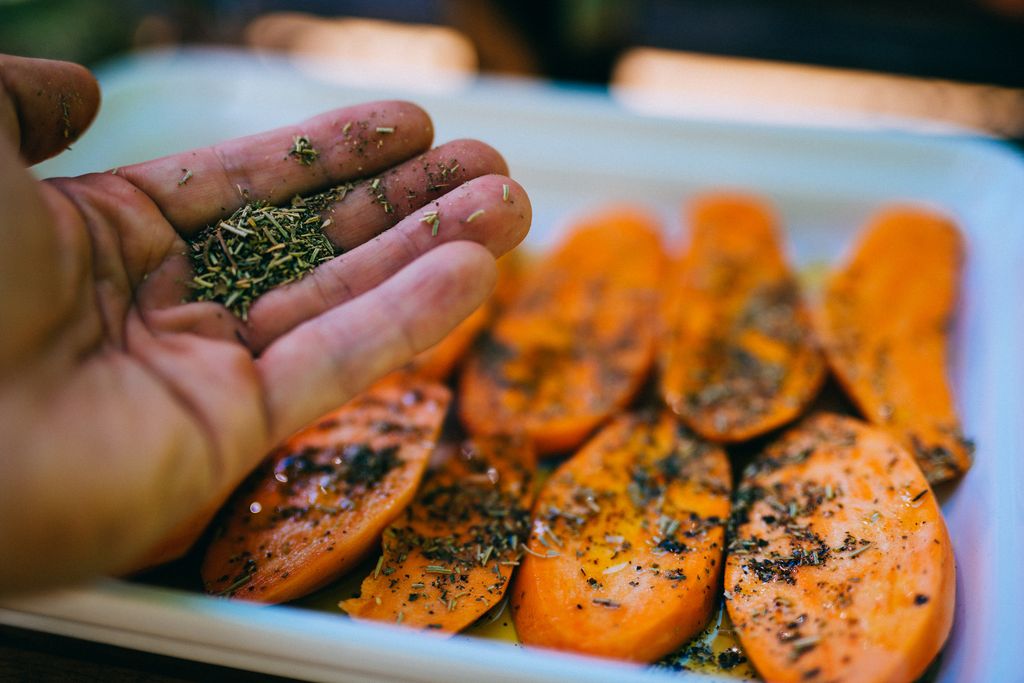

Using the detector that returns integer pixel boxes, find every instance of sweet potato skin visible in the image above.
[511,411,732,662]
[817,208,971,484]
[340,434,535,632]
[661,194,826,442]
[460,208,665,454]
[201,375,450,603]
[725,413,955,683]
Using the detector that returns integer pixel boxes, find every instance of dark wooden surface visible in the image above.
[0,625,299,683]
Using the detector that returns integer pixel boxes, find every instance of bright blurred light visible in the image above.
[613,48,1024,137]
[245,13,477,93]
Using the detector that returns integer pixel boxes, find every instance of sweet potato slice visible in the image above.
[725,413,955,683]
[460,208,665,454]
[817,208,972,484]
[510,411,732,662]
[340,434,535,632]
[201,375,450,603]
[661,194,825,442]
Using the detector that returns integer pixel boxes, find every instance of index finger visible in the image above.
[117,100,433,235]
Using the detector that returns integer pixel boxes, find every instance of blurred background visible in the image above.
[1,0,1022,137]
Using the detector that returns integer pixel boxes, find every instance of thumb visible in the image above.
[0,54,100,165]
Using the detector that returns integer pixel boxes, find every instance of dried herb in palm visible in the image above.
[187,183,353,319]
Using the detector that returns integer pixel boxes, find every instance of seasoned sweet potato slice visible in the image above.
[511,411,732,661]
[817,208,972,483]
[460,208,665,454]
[340,434,535,632]
[725,413,955,683]
[661,194,825,442]
[201,375,450,603]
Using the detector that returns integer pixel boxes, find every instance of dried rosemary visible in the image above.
[187,183,352,319]
[289,135,319,165]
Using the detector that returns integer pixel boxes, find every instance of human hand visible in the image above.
[0,55,530,592]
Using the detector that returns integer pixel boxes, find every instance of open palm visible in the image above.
[0,56,529,591]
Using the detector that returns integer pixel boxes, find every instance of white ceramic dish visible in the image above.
[3,50,1022,682]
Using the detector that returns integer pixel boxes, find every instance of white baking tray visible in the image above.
[4,49,1022,682]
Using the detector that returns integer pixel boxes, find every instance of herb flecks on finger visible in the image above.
[289,135,320,165]
[59,93,73,140]
[187,184,352,319]
[424,159,462,192]
[421,209,441,237]
[368,176,394,214]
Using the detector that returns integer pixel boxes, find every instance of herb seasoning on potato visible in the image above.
[817,208,973,484]
[201,374,450,603]
[511,411,731,662]
[460,207,665,454]
[661,194,826,442]
[342,434,535,632]
[725,413,955,683]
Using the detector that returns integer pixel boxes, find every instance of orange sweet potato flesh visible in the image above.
[725,413,955,683]
[460,208,665,454]
[510,411,732,662]
[201,375,450,603]
[340,434,535,632]
[661,194,826,442]
[817,208,972,484]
